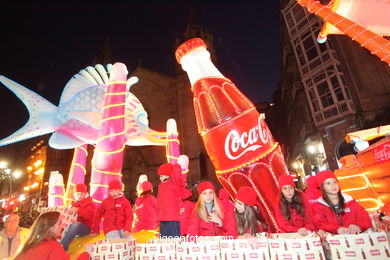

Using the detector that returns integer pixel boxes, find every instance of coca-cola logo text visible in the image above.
[373,144,390,163]
[224,117,271,160]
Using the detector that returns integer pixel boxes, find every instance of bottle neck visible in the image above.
[180,48,224,87]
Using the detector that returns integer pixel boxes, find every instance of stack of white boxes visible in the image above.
[176,237,221,260]
[268,233,325,260]
[324,231,390,259]
[219,235,269,260]
[135,239,176,260]
[89,238,136,260]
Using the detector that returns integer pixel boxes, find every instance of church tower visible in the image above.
[174,8,220,185]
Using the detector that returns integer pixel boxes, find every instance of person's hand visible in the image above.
[68,207,77,214]
[317,229,328,239]
[382,216,390,225]
[348,224,361,234]
[237,233,253,239]
[90,233,98,237]
[123,231,132,238]
[84,243,93,253]
[208,212,222,226]
[297,227,309,236]
[337,227,349,234]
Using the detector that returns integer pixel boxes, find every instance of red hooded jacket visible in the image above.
[92,195,133,234]
[314,193,372,234]
[274,195,315,233]
[157,169,185,221]
[187,204,237,237]
[179,200,195,235]
[72,196,96,228]
[304,177,322,205]
[14,236,69,260]
[133,194,158,232]
[305,188,322,205]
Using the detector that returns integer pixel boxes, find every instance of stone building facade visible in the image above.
[273,0,390,176]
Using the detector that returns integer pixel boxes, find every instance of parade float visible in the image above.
[0,0,390,256]
[175,38,289,232]
[335,125,390,212]
[296,0,390,65]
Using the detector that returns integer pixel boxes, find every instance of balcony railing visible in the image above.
[313,100,356,126]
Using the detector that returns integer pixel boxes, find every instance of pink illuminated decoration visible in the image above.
[48,171,65,207]
[316,0,390,43]
[296,0,390,65]
[176,38,289,232]
[166,119,189,178]
[0,65,166,149]
[0,62,167,207]
[64,144,88,206]
[90,63,128,204]
[166,119,180,164]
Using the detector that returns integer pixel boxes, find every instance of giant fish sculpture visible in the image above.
[0,64,165,149]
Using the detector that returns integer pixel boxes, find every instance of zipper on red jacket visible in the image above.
[212,222,217,235]
[114,198,118,228]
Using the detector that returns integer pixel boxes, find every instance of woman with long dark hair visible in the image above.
[275,175,315,235]
[14,211,69,260]
[234,186,267,238]
[314,170,372,234]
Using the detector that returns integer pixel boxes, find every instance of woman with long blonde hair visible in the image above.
[14,211,69,260]
[187,182,236,237]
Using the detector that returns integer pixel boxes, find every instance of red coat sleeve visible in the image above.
[187,211,201,237]
[123,199,134,232]
[349,200,372,232]
[221,205,238,237]
[47,241,70,260]
[313,203,341,234]
[77,200,96,226]
[303,199,315,231]
[92,202,105,234]
[274,203,299,232]
[144,195,158,229]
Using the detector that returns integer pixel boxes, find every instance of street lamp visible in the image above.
[0,162,24,199]
[307,145,316,154]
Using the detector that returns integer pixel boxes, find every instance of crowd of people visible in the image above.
[1,163,389,259]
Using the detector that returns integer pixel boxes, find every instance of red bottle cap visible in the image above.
[175,38,207,64]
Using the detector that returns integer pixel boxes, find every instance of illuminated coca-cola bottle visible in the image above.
[175,38,288,231]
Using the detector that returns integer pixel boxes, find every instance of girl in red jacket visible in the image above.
[234,186,268,238]
[275,175,315,235]
[314,170,372,234]
[157,163,185,237]
[14,211,69,260]
[61,184,96,251]
[187,182,237,238]
[91,180,133,238]
[133,181,158,232]
[179,188,196,235]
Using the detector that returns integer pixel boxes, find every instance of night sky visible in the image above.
[0,1,280,139]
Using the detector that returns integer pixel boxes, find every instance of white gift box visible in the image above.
[268,233,324,260]
[324,231,390,260]
[90,238,136,260]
